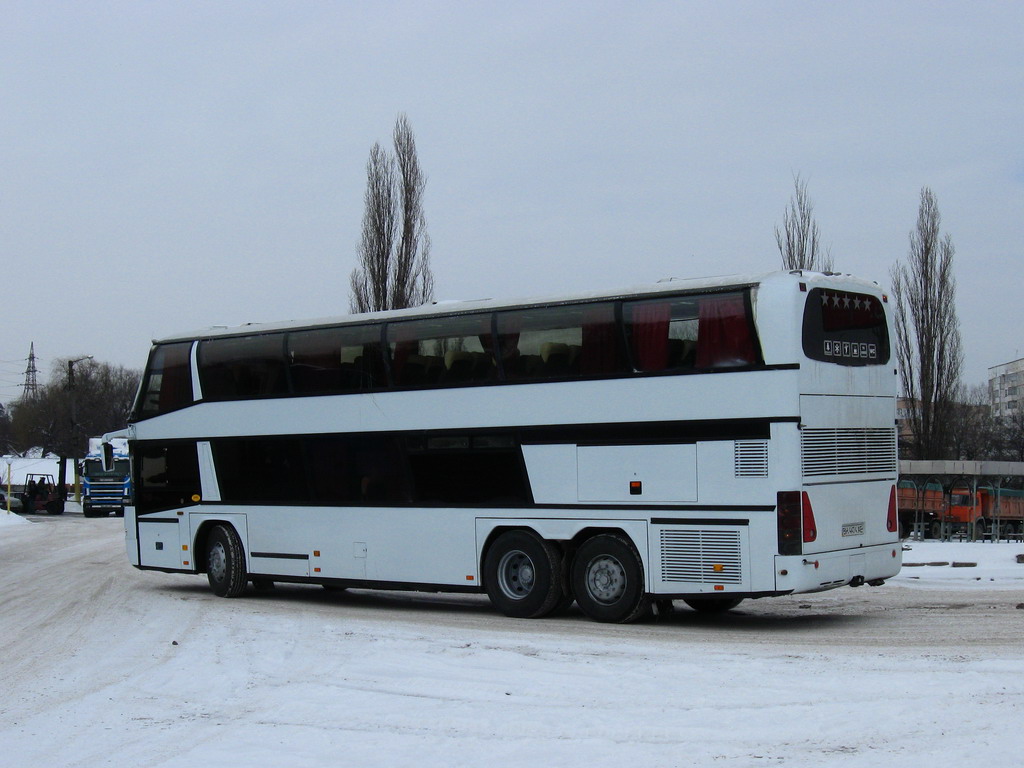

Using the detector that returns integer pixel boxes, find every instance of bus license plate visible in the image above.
[842,522,865,537]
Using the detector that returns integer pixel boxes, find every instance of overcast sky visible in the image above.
[2,1,1021,403]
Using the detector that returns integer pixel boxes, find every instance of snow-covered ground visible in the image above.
[2,514,1022,768]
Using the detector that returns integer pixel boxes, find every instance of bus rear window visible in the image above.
[802,288,890,366]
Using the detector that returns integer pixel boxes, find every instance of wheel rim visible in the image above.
[496,549,536,600]
[585,555,627,605]
[208,541,227,583]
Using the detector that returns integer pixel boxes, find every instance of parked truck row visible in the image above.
[897,481,1024,539]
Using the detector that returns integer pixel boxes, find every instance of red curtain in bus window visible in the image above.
[581,305,619,375]
[630,302,671,371]
[695,295,756,368]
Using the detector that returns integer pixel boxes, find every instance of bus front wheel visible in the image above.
[206,524,247,598]
[571,534,649,623]
[484,530,565,619]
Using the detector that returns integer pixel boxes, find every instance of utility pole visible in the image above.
[59,355,93,508]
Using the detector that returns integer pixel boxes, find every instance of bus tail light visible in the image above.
[886,485,898,532]
[778,491,802,555]
[802,492,817,543]
[778,491,816,555]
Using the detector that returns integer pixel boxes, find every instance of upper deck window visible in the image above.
[199,333,289,400]
[495,302,626,380]
[387,314,495,387]
[288,324,386,394]
[623,290,760,372]
[134,342,194,420]
[802,288,890,366]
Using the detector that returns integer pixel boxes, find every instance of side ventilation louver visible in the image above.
[801,427,897,477]
[734,440,769,477]
[659,529,743,584]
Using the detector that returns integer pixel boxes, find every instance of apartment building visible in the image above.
[989,357,1024,418]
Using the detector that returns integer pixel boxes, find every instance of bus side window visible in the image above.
[695,293,759,368]
[387,314,495,389]
[496,302,625,381]
[199,334,289,401]
[136,442,201,512]
[288,325,386,395]
[212,438,308,504]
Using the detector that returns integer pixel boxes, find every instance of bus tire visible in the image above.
[683,597,744,614]
[206,524,247,598]
[571,534,649,624]
[484,530,564,619]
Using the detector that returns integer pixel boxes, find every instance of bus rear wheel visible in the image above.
[484,530,565,619]
[206,524,247,598]
[571,534,649,623]
[683,597,744,614]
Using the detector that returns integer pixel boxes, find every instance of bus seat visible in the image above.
[444,350,474,381]
[541,342,570,376]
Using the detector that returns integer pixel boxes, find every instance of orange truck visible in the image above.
[945,486,1024,538]
[896,481,944,538]
[897,481,1023,538]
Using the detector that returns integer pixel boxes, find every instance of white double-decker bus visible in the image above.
[119,270,900,622]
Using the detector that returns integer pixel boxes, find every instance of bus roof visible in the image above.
[153,269,884,344]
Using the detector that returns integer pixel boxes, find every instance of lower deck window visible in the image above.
[136,442,201,513]
[208,433,528,507]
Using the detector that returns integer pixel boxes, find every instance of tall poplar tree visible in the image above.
[350,114,434,313]
[890,187,963,459]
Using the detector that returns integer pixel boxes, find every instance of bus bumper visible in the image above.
[774,542,902,594]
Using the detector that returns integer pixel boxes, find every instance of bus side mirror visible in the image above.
[102,442,114,472]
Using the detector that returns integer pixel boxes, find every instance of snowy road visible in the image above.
[2,512,1022,767]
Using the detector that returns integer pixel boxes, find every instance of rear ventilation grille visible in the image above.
[659,529,743,584]
[734,440,769,477]
[801,427,897,477]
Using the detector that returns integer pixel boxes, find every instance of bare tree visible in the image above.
[9,358,141,457]
[890,187,963,460]
[775,174,834,272]
[350,114,434,313]
[995,407,1024,462]
[948,384,996,460]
